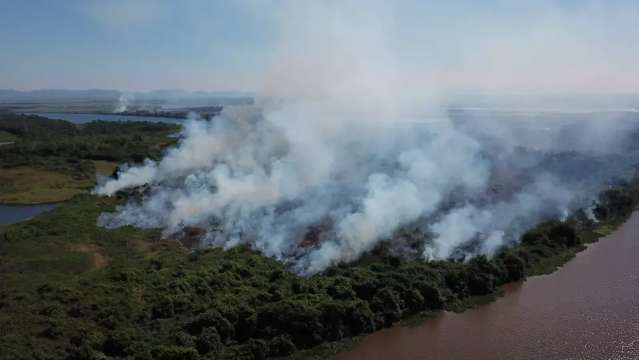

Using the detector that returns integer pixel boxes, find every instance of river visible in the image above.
[0,204,58,225]
[331,212,639,360]
[27,112,185,124]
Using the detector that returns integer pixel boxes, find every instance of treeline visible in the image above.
[0,113,179,172]
[0,113,77,139]
[1,185,636,360]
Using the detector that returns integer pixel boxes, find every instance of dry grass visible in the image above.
[68,243,109,269]
[0,167,93,204]
[94,160,119,177]
[0,161,118,204]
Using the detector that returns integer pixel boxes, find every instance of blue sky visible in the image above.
[1,0,638,93]
[0,0,278,91]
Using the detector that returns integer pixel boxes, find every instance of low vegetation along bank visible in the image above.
[1,115,638,360]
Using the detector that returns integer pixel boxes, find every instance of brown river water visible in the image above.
[331,212,639,360]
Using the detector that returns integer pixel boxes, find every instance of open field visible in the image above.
[0,161,118,204]
[0,167,93,204]
[94,160,119,177]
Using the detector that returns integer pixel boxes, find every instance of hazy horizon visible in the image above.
[3,0,639,95]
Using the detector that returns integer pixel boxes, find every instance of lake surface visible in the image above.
[332,212,639,360]
[28,112,185,124]
[0,204,58,225]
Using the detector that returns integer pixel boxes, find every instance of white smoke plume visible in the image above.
[94,104,639,275]
[94,1,639,274]
[113,93,131,113]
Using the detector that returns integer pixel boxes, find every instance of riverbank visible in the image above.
[290,193,638,359]
[329,209,639,360]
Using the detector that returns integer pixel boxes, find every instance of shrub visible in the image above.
[370,287,404,326]
[503,254,525,281]
[268,335,296,357]
[184,310,235,341]
[196,327,221,354]
[414,280,444,309]
[151,346,199,360]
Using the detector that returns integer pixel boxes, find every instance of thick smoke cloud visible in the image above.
[95,105,639,274]
[96,105,493,274]
[95,1,639,274]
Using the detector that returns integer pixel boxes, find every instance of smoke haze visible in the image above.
[95,1,639,274]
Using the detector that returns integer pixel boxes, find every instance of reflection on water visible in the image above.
[332,212,639,360]
[29,112,185,124]
[0,204,58,225]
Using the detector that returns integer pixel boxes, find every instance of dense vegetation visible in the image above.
[2,113,639,359]
[0,113,179,169]
[0,113,179,203]
[1,184,637,360]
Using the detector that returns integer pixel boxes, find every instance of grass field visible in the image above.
[0,161,117,204]
[94,160,119,177]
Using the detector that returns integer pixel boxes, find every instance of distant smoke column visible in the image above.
[114,94,129,113]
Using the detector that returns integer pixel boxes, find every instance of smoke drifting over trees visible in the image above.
[95,1,639,274]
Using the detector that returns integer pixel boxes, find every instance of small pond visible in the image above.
[0,204,58,225]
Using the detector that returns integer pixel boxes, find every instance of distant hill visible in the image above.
[132,89,255,100]
[0,89,255,104]
[0,89,120,103]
